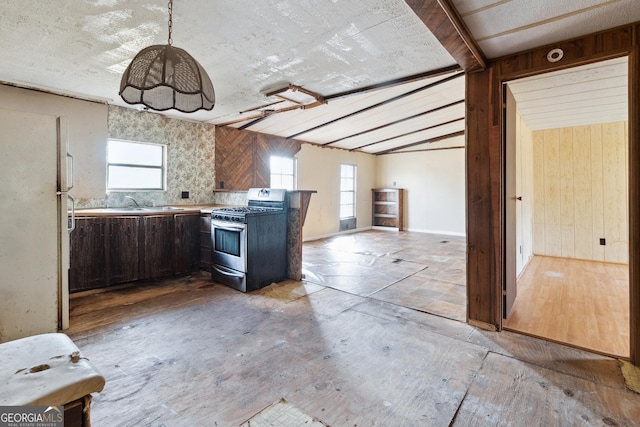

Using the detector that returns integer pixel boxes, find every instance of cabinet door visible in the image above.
[69,217,106,292]
[174,214,201,274]
[142,215,174,279]
[107,216,140,285]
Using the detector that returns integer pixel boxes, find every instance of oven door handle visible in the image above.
[212,264,244,278]
[211,222,246,232]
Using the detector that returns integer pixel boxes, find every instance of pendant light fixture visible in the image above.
[119,0,215,113]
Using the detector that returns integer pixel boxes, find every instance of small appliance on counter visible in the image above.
[210,188,288,292]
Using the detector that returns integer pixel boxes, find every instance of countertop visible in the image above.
[72,204,235,217]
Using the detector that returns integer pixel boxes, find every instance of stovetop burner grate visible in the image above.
[211,188,288,222]
[216,206,282,214]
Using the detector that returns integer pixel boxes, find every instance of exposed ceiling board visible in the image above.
[359,119,465,153]
[390,134,466,154]
[452,0,640,58]
[222,76,447,133]
[453,1,511,16]
[333,103,465,150]
[508,57,628,130]
[234,72,466,153]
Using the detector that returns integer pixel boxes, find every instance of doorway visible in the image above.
[501,57,630,358]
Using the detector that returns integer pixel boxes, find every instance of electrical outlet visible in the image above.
[181,191,189,199]
[599,238,606,246]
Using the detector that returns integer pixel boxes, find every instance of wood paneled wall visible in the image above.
[466,22,640,364]
[532,122,629,263]
[215,127,301,190]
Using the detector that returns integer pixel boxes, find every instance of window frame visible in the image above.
[339,163,356,219]
[107,139,167,192]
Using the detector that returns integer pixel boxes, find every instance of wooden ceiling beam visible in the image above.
[405,0,486,72]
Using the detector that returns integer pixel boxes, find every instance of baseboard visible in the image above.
[405,228,466,237]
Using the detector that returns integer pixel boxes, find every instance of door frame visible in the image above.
[465,23,640,365]
[497,53,635,347]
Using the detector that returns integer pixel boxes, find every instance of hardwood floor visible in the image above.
[504,256,630,358]
[67,231,640,426]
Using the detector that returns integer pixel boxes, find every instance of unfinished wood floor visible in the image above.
[302,231,467,321]
[504,255,630,358]
[67,231,640,426]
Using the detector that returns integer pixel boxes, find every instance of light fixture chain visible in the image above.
[167,0,173,45]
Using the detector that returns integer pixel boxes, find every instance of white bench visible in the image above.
[0,333,105,426]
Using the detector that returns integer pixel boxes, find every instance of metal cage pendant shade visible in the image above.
[119,1,215,113]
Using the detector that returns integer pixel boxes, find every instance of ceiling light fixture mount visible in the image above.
[547,48,564,63]
[119,0,215,113]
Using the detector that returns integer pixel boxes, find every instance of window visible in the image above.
[107,139,165,191]
[340,163,356,219]
[270,155,295,190]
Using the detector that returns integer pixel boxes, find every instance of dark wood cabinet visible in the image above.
[199,214,212,271]
[174,213,200,274]
[70,217,107,292]
[70,213,203,293]
[107,216,140,285]
[142,215,174,279]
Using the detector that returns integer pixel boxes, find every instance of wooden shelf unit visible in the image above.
[372,188,404,230]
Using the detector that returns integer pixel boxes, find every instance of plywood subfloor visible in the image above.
[504,255,630,358]
[67,231,640,426]
[453,352,640,426]
[303,231,467,321]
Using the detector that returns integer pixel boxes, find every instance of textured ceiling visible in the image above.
[452,0,640,59]
[0,1,637,153]
[0,0,455,123]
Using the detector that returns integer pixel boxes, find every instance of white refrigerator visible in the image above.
[0,107,73,343]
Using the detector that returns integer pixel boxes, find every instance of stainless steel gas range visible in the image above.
[210,188,288,292]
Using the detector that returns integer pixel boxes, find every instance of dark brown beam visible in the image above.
[377,145,464,155]
[350,117,464,151]
[287,71,463,140]
[405,0,486,72]
[374,130,465,155]
[322,100,464,146]
[238,115,269,130]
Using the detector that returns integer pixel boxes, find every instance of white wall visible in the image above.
[0,85,108,200]
[375,140,466,236]
[296,143,376,239]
